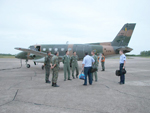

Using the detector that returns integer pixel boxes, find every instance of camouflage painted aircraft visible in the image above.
[15,23,136,69]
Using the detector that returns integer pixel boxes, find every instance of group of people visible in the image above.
[44,50,106,87]
[44,49,126,87]
[82,50,126,86]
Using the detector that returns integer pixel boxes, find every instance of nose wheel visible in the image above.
[26,64,30,68]
[25,59,30,68]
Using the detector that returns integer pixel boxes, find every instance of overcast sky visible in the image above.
[0,0,150,55]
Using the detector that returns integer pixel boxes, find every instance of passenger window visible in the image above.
[55,48,58,51]
[49,48,52,51]
[43,48,46,51]
[61,48,64,51]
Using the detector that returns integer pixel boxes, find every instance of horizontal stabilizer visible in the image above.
[116,47,133,53]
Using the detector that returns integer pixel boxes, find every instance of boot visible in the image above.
[54,83,59,87]
[52,83,54,86]
[68,78,72,80]
[46,80,51,83]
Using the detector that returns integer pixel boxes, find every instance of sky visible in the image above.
[0,0,150,55]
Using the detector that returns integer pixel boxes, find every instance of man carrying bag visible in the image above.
[82,52,95,86]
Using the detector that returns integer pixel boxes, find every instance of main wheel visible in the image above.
[27,64,30,68]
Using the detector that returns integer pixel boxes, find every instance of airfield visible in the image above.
[0,57,150,113]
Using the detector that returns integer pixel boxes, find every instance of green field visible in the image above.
[0,54,15,58]
[0,56,15,58]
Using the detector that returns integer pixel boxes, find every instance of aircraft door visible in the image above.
[36,46,41,51]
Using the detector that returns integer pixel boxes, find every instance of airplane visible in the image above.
[15,23,136,69]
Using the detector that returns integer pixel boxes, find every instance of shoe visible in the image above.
[120,82,124,85]
[73,77,75,79]
[95,80,97,82]
[83,84,87,86]
[52,83,54,86]
[76,76,78,78]
[89,84,92,85]
[68,79,72,80]
[46,80,51,83]
[64,79,66,81]
[54,83,59,87]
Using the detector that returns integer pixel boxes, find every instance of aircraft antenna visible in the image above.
[66,41,69,44]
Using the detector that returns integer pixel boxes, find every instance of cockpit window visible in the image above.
[29,46,41,51]
[29,46,37,51]
[55,48,58,51]
[43,48,46,51]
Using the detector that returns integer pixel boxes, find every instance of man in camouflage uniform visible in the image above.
[63,51,71,81]
[91,51,98,82]
[44,51,52,83]
[51,52,59,87]
[97,53,100,71]
[101,53,105,71]
[71,51,79,79]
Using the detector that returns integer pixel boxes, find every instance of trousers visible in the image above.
[101,62,105,70]
[45,66,50,81]
[84,67,92,85]
[120,63,125,83]
[63,64,70,80]
[52,68,58,83]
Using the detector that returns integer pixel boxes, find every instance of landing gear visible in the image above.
[42,65,44,70]
[25,59,30,68]
[27,64,30,68]
[34,62,36,65]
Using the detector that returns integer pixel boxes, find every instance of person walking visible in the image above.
[119,50,126,85]
[82,52,95,86]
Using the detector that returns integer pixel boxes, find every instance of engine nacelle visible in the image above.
[29,54,36,58]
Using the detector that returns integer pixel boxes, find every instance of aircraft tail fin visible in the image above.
[111,23,136,47]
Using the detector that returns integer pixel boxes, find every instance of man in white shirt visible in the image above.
[82,52,95,85]
[119,50,126,85]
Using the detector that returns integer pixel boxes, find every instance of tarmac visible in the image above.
[0,57,150,113]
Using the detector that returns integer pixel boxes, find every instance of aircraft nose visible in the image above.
[15,53,20,58]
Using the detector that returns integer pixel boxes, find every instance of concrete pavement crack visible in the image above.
[99,82,150,101]
[0,89,19,107]
[13,89,19,101]
[8,82,22,90]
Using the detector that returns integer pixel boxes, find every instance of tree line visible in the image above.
[140,50,150,56]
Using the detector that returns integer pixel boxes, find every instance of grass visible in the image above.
[0,56,15,58]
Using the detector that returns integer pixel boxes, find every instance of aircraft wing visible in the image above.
[117,47,133,53]
[15,47,47,57]
[33,56,63,63]
[33,57,45,63]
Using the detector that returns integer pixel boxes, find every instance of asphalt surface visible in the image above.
[0,57,150,113]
